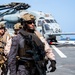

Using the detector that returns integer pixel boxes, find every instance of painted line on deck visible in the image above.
[51,45,67,58]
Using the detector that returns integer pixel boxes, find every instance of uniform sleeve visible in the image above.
[35,30,55,60]
[8,36,19,74]
[8,37,18,66]
[4,38,12,56]
[40,36,55,60]
[4,31,11,56]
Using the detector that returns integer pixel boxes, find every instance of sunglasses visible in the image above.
[26,20,35,24]
[0,27,5,29]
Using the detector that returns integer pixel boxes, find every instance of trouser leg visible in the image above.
[17,65,29,75]
[9,64,16,75]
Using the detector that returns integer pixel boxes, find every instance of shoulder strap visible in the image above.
[19,29,44,47]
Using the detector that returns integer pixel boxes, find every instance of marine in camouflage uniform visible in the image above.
[8,13,56,75]
[0,23,10,75]
[5,22,23,58]
[13,23,23,36]
[4,22,23,75]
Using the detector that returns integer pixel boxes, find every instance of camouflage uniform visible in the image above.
[0,23,10,75]
[8,13,56,75]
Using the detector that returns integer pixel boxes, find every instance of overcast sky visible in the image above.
[0,0,75,38]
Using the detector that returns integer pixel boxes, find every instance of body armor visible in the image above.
[18,29,44,59]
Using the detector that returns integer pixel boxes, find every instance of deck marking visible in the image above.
[51,45,67,58]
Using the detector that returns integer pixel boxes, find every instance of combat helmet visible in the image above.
[21,13,35,21]
[0,23,5,29]
[14,23,23,29]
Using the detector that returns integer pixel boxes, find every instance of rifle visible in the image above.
[20,35,46,75]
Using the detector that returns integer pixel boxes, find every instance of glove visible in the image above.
[48,60,56,72]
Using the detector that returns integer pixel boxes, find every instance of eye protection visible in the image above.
[26,20,35,24]
[0,27,5,29]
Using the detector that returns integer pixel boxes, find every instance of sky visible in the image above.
[0,0,75,38]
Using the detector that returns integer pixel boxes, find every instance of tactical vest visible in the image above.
[18,29,45,58]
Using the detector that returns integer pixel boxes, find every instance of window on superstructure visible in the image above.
[49,19,57,23]
[39,17,44,19]
[5,24,14,29]
[38,20,43,26]
[54,19,57,23]
[50,20,54,23]
[44,24,50,30]
[45,19,50,23]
